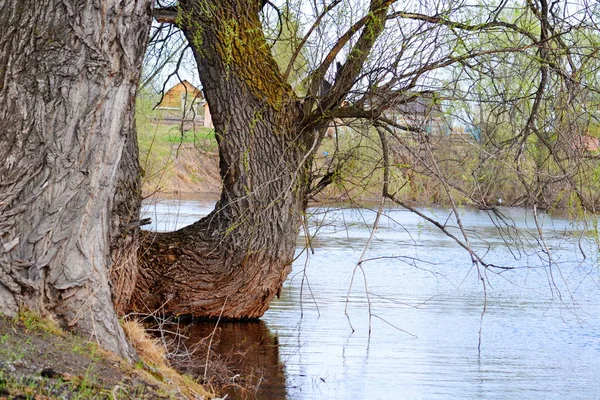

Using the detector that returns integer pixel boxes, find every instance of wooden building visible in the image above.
[157,80,213,128]
[384,91,444,135]
[157,80,203,110]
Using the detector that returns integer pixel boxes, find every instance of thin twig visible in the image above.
[204,296,228,383]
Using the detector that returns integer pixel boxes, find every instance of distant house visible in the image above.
[157,80,202,110]
[572,134,600,153]
[157,80,213,129]
[384,91,444,135]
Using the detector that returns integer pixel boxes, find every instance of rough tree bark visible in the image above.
[131,0,315,318]
[130,0,391,318]
[0,0,152,357]
[110,102,144,316]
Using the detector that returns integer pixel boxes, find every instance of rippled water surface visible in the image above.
[143,198,600,399]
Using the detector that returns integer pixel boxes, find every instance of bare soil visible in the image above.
[141,144,221,197]
[0,315,196,399]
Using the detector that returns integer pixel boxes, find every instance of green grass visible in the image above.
[140,123,216,145]
[138,123,216,152]
[16,310,64,338]
[0,368,147,400]
[0,312,211,399]
[136,115,218,193]
[165,127,216,144]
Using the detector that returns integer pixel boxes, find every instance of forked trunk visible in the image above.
[131,0,318,318]
[133,105,309,317]
[0,0,151,358]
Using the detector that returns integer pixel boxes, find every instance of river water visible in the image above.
[142,198,600,399]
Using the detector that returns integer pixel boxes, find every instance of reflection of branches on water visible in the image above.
[343,169,389,335]
[486,208,529,262]
[288,213,322,318]
[371,315,418,339]
[203,296,227,383]
[296,119,600,346]
[530,205,587,325]
[294,197,404,319]
[299,214,320,316]
[389,196,514,271]
[361,254,458,293]
[380,125,491,353]
[369,292,449,312]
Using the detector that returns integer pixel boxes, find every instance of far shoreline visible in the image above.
[142,190,578,220]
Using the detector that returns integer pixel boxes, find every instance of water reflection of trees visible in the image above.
[175,320,286,400]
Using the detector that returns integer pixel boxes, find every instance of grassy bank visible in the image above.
[0,312,212,399]
[137,122,221,196]
[136,97,600,213]
[136,95,221,196]
[308,126,600,212]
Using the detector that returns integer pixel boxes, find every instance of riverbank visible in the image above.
[136,83,600,212]
[133,121,525,208]
[137,112,600,212]
[138,125,221,196]
[0,312,212,399]
[136,123,387,203]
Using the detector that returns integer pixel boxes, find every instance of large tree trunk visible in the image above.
[0,0,151,358]
[110,113,144,316]
[131,0,320,318]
